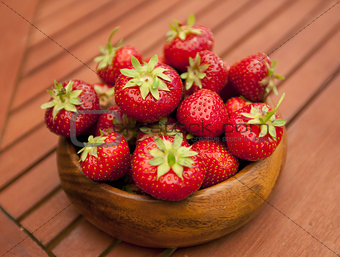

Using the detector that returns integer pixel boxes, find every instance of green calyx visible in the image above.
[40,80,83,120]
[120,55,171,100]
[241,93,286,141]
[94,84,115,107]
[139,118,182,140]
[148,134,198,180]
[94,27,123,70]
[166,14,202,42]
[259,60,285,97]
[180,53,209,90]
[77,134,107,162]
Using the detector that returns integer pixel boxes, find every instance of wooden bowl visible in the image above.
[57,131,287,248]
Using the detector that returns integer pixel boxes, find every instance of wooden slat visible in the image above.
[223,0,328,63]
[272,27,340,121]
[0,126,57,189]
[0,153,59,218]
[20,190,79,246]
[51,219,114,257]
[104,242,164,257]
[0,210,48,256]
[11,0,183,111]
[35,0,78,23]
[0,0,39,137]
[28,0,113,47]
[22,0,146,76]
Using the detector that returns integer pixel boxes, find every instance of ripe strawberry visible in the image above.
[225,93,286,161]
[136,117,186,143]
[95,105,137,143]
[132,134,205,201]
[219,80,239,102]
[93,82,115,109]
[164,14,214,72]
[177,89,228,137]
[225,96,250,116]
[192,140,239,188]
[181,51,228,96]
[78,132,131,181]
[41,80,99,137]
[94,27,142,85]
[228,52,284,102]
[115,55,183,123]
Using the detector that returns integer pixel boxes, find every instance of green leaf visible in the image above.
[131,55,141,71]
[172,163,183,180]
[140,84,150,99]
[40,101,54,109]
[147,55,158,71]
[172,133,183,150]
[157,162,170,179]
[268,125,277,141]
[156,72,172,82]
[177,157,194,167]
[155,137,166,151]
[149,157,165,166]
[187,14,195,27]
[120,68,138,77]
[149,148,164,158]
[241,113,256,119]
[259,125,268,138]
[150,86,159,100]
[272,119,286,127]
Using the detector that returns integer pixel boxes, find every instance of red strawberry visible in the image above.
[41,80,99,137]
[192,140,239,188]
[181,51,228,96]
[225,96,250,116]
[164,14,214,72]
[228,52,284,102]
[94,27,142,85]
[132,134,205,201]
[93,83,115,109]
[115,55,183,123]
[78,132,131,181]
[225,94,286,161]
[177,89,228,137]
[136,117,186,143]
[95,105,137,143]
[219,80,239,102]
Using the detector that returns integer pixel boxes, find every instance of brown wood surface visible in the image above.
[0,0,339,256]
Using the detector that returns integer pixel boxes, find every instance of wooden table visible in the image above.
[1,0,339,256]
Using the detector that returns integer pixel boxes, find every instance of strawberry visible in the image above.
[181,51,228,96]
[225,93,286,161]
[93,83,115,109]
[219,80,239,102]
[41,80,99,137]
[132,134,205,201]
[94,27,142,85]
[78,132,131,181]
[95,105,137,143]
[136,117,186,143]
[192,140,239,188]
[228,52,284,102]
[164,14,214,72]
[115,55,183,123]
[225,96,250,116]
[177,89,228,137]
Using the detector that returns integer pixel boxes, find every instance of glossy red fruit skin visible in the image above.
[80,132,131,181]
[228,52,271,102]
[97,46,142,85]
[115,63,183,123]
[177,89,228,137]
[132,136,206,201]
[225,103,283,161]
[164,25,214,72]
[95,106,123,136]
[44,80,99,137]
[186,50,228,95]
[192,140,239,188]
[225,96,247,116]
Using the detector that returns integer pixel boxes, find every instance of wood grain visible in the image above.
[56,130,286,248]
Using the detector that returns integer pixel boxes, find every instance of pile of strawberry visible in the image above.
[41,15,286,201]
